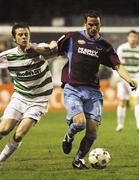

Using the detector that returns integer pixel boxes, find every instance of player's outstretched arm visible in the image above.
[115,64,137,91]
[27,41,58,57]
[34,41,58,54]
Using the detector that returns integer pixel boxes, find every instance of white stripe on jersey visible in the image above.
[117,42,139,77]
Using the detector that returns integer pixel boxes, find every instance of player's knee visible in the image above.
[79,122,86,130]
[0,127,11,136]
[0,133,4,140]
[15,130,26,142]
[75,122,86,132]
[135,97,139,104]
[119,100,128,107]
[14,134,23,142]
[73,113,86,124]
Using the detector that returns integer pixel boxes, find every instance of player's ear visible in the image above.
[83,23,87,29]
[83,19,87,26]
[13,38,17,45]
[13,38,16,43]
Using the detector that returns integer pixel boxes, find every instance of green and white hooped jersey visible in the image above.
[0,47,53,102]
[117,42,139,78]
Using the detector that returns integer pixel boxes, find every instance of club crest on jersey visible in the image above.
[77,40,86,45]
[96,46,103,51]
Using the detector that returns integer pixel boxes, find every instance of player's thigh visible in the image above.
[0,119,17,133]
[84,98,103,125]
[117,81,130,100]
[0,105,23,133]
[86,119,99,135]
[16,118,36,136]
[72,112,86,124]
[135,96,139,104]
[118,99,129,107]
[131,82,139,104]
[64,84,84,124]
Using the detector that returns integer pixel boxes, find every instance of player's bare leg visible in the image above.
[0,118,35,162]
[0,119,17,140]
[72,119,98,169]
[134,97,139,130]
[62,112,86,154]
[116,100,128,131]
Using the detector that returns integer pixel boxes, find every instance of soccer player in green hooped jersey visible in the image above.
[0,23,57,162]
[116,30,139,132]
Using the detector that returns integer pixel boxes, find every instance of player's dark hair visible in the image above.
[127,30,138,36]
[11,23,30,38]
[84,10,101,23]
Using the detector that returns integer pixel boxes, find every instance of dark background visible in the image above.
[0,0,139,86]
[0,0,139,25]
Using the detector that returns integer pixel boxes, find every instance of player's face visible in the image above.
[85,17,101,38]
[127,33,138,47]
[14,28,30,49]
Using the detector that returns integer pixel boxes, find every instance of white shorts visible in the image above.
[117,80,139,100]
[1,96,48,122]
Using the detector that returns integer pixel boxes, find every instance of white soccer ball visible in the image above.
[88,148,111,169]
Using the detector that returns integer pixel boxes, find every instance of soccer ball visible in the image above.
[88,148,111,169]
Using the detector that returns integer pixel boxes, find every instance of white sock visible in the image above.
[117,106,126,128]
[134,105,139,129]
[0,138,21,162]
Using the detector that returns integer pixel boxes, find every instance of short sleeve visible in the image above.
[101,46,121,69]
[0,56,8,68]
[58,32,71,55]
[117,45,125,64]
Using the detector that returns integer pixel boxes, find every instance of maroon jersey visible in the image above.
[58,30,120,88]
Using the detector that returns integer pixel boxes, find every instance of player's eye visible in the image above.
[88,23,99,27]
[18,33,28,37]
[24,33,29,37]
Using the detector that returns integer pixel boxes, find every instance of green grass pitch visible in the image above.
[0,109,139,180]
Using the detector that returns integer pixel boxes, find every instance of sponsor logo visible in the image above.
[78,47,99,58]
[16,68,41,77]
[78,40,86,45]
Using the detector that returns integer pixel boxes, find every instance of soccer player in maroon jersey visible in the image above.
[31,10,137,169]
[57,10,137,169]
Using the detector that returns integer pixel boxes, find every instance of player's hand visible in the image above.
[129,80,137,91]
[49,41,58,50]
